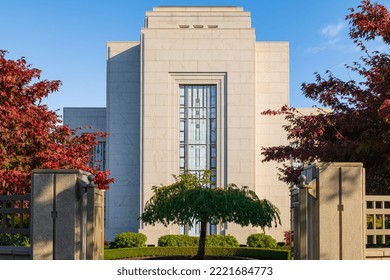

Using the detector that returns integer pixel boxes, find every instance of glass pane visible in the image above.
[210,108,216,118]
[210,131,216,144]
[211,146,216,158]
[386,215,390,229]
[210,224,217,235]
[188,121,207,144]
[180,84,217,188]
[367,215,374,229]
[188,220,200,237]
[180,225,185,235]
[210,119,216,132]
[376,215,384,229]
[200,108,207,118]
[210,86,216,107]
[210,175,216,188]
[367,201,373,209]
[367,235,374,246]
[211,158,216,168]
[187,145,207,170]
[376,201,383,209]
[188,87,192,107]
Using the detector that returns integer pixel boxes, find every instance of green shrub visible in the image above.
[114,232,147,248]
[0,234,30,247]
[158,234,239,248]
[206,234,239,247]
[104,246,290,260]
[158,235,198,247]
[247,233,278,249]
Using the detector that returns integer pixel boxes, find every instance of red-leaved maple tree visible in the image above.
[0,50,114,195]
[261,0,390,194]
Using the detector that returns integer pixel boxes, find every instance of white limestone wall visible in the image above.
[146,6,251,29]
[106,42,141,240]
[103,8,291,244]
[139,7,258,244]
[255,42,290,241]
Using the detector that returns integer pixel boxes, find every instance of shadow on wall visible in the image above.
[298,162,365,260]
[31,170,104,260]
[106,43,141,237]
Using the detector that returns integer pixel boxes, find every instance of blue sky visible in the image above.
[1,0,387,116]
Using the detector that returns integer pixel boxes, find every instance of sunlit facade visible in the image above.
[64,6,290,244]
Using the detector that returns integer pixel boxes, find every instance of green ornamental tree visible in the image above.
[140,170,281,259]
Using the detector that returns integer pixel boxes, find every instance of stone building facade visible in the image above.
[64,6,290,244]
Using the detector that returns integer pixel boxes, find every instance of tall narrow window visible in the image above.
[90,141,106,171]
[89,140,107,225]
[179,85,217,236]
[180,85,216,181]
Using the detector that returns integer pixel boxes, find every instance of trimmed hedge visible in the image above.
[105,247,197,260]
[206,234,239,247]
[158,234,239,248]
[113,232,147,248]
[158,235,198,247]
[104,246,290,260]
[247,233,278,249]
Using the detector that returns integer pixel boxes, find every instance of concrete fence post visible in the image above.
[293,163,365,260]
[31,169,104,260]
[298,174,308,260]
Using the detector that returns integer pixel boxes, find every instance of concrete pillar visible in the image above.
[86,181,105,260]
[31,169,90,260]
[296,163,365,260]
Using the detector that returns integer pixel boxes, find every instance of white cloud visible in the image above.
[305,22,349,54]
[306,38,341,54]
[321,23,346,37]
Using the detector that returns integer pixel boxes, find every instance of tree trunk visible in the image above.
[194,219,207,259]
